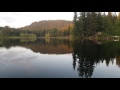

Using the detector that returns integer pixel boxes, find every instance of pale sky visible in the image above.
[0,12,74,28]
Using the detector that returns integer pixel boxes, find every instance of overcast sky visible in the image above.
[0,12,74,28]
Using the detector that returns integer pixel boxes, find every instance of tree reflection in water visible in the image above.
[0,38,72,54]
[72,40,120,78]
[1,38,120,78]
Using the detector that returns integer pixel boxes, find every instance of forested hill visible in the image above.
[21,20,73,31]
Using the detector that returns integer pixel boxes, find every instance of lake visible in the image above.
[0,38,120,78]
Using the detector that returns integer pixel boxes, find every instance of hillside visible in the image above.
[21,20,73,31]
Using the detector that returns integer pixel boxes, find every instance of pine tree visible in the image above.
[78,12,87,37]
[73,12,78,36]
[79,12,85,37]
[105,12,113,32]
[97,12,103,32]
[102,12,108,31]
[85,12,91,36]
[73,12,77,24]
[89,12,98,36]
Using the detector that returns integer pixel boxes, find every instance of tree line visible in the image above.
[20,20,73,37]
[1,12,120,38]
[73,12,120,38]
[0,20,73,38]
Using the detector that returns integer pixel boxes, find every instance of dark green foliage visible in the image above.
[73,12,120,37]
[1,13,120,38]
[73,12,79,36]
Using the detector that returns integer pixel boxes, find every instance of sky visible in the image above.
[0,12,74,28]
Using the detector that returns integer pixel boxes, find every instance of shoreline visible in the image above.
[0,36,120,42]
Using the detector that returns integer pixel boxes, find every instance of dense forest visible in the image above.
[73,12,120,38]
[1,12,120,39]
[0,20,73,38]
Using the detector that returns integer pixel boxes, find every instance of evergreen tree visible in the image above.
[107,12,113,33]
[90,12,98,36]
[78,12,86,37]
[73,12,79,36]
[97,12,103,32]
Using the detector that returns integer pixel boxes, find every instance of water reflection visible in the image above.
[0,46,75,78]
[0,38,72,54]
[0,38,120,78]
[72,40,120,78]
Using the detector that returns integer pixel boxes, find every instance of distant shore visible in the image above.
[0,36,120,42]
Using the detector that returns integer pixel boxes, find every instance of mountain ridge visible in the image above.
[20,20,73,31]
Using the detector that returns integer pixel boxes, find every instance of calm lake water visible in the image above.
[0,38,120,78]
